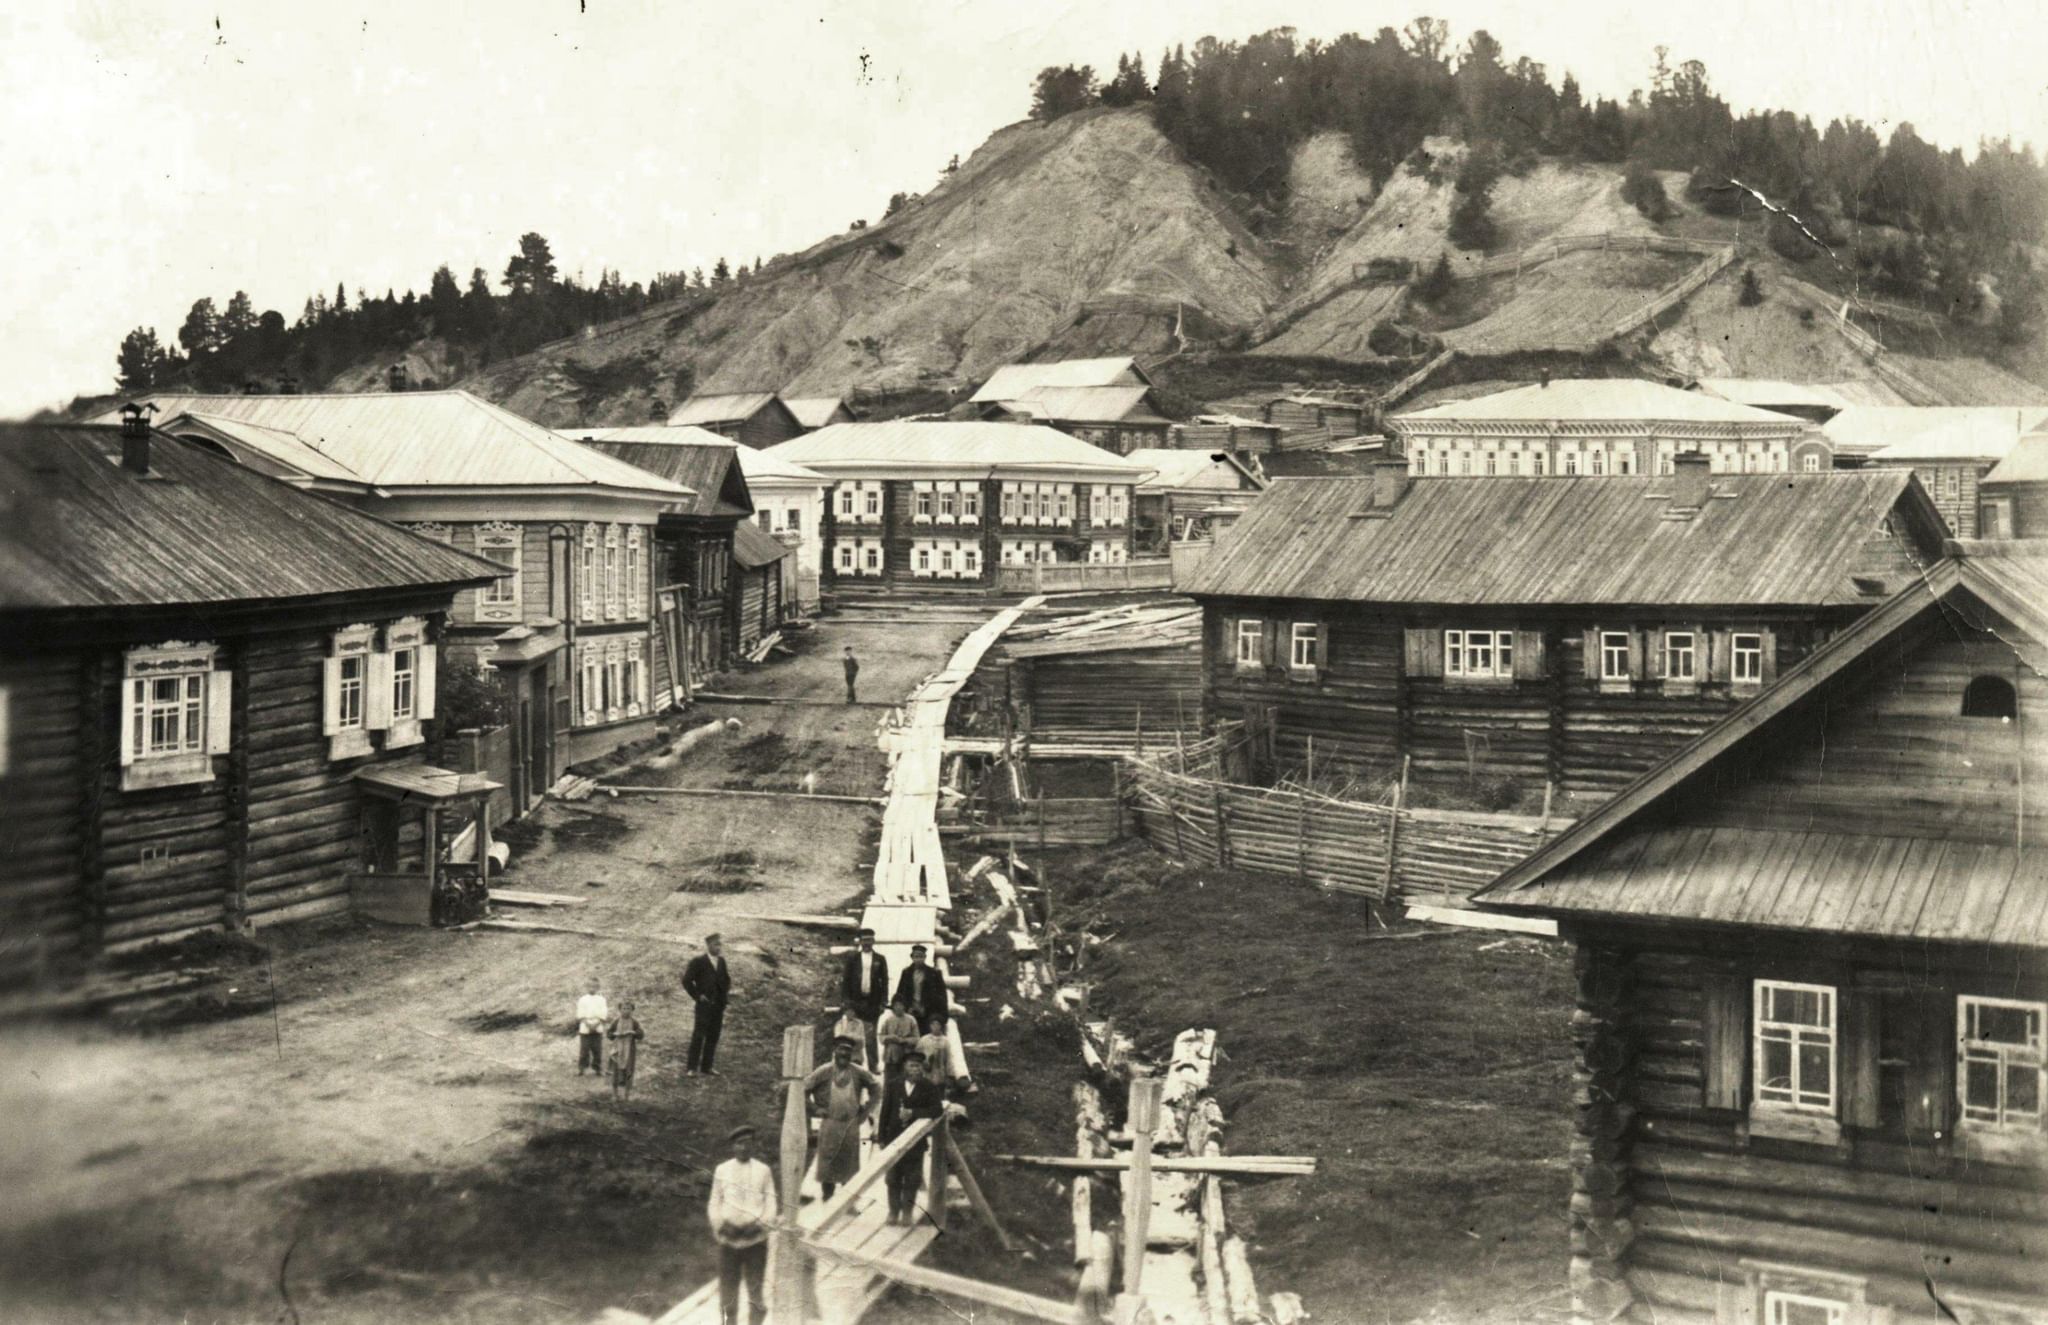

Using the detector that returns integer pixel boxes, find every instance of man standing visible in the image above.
[842,644,860,703]
[707,1124,776,1325]
[683,933,731,1076]
[879,1053,946,1226]
[892,943,949,1032]
[805,1036,880,1200]
[877,995,921,1110]
[575,977,608,1077]
[838,928,888,1070]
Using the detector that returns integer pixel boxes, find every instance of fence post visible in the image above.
[1213,786,1230,867]
[928,1114,952,1233]
[1381,755,1409,901]
[770,1025,817,1325]
[1122,1078,1163,1299]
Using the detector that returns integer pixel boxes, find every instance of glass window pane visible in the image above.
[1798,1041,1832,1101]
[1761,1035,1793,1096]
[1976,1003,2035,1046]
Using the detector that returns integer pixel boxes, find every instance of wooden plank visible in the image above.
[1406,904,1558,937]
[994,1155,1317,1176]
[488,887,588,908]
[602,784,884,806]
[803,1242,1082,1324]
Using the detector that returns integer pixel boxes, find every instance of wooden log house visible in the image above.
[1478,542,2048,1325]
[665,391,807,449]
[0,418,505,976]
[1124,448,1264,554]
[1182,457,1951,807]
[102,392,691,810]
[968,356,1171,456]
[762,421,1149,595]
[1978,425,2048,538]
[1863,412,2040,538]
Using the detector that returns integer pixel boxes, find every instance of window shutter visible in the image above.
[1714,1277,1758,1325]
[1904,995,1953,1136]
[1708,629,1733,682]
[1626,629,1646,680]
[321,656,344,736]
[120,677,142,766]
[206,670,233,754]
[1221,616,1237,658]
[1582,628,1601,680]
[1702,975,1748,1110]
[1313,623,1329,671]
[1647,628,1666,679]
[1261,619,1279,666]
[1404,628,1443,678]
[1841,988,1881,1129]
[416,644,438,721]
[1759,628,1779,685]
[1513,630,1545,680]
[366,651,394,730]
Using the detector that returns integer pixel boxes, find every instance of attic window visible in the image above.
[1962,676,2017,721]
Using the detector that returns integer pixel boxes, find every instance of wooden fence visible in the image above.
[992,558,1174,594]
[1603,243,1739,341]
[1774,283,1945,405]
[1122,759,1566,904]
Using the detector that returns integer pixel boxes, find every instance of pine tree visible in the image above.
[116,327,168,390]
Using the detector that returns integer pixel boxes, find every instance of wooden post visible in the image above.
[1305,734,1314,787]
[1135,703,1144,758]
[1121,1078,1163,1297]
[1540,781,1555,835]
[943,1127,1015,1250]
[770,1025,817,1325]
[1212,785,1229,867]
[928,1114,952,1233]
[1381,757,1407,900]
[1112,762,1124,841]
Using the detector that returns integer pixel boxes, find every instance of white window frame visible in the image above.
[862,543,881,574]
[1664,630,1698,686]
[961,542,981,576]
[1235,620,1263,672]
[1958,994,2046,1141]
[939,485,957,523]
[1732,632,1764,686]
[1445,628,1514,681]
[1801,453,1821,474]
[1599,631,1633,686]
[626,525,645,618]
[476,522,522,624]
[1289,622,1319,675]
[579,524,598,622]
[939,544,955,575]
[324,624,378,760]
[1532,451,1546,476]
[863,483,881,519]
[1763,1289,1847,1325]
[383,617,433,750]
[961,486,980,521]
[1754,979,1837,1116]
[1000,485,1018,524]
[914,542,933,578]
[603,524,622,619]
[835,541,856,573]
[122,641,227,789]
[837,483,857,518]
[622,638,647,717]
[914,482,933,523]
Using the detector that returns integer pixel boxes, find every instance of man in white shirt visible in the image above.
[574,978,608,1077]
[707,1124,776,1325]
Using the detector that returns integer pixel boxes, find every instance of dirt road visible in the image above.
[0,619,967,1325]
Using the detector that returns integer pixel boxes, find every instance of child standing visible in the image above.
[575,978,609,1077]
[607,999,644,1103]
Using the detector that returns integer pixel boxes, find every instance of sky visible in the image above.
[3,0,2044,418]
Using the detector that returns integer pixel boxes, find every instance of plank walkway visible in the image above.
[640,596,1046,1325]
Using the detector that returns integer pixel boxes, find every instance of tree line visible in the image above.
[1029,22,2046,339]
[115,233,765,394]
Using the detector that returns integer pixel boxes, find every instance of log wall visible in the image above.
[241,631,372,925]
[1568,927,2048,1323]
[0,654,88,978]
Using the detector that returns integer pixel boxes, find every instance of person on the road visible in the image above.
[880,1052,946,1226]
[805,1035,879,1200]
[708,1124,776,1325]
[892,943,949,1032]
[842,644,860,703]
[683,934,731,1076]
[606,999,643,1103]
[575,977,609,1077]
[838,927,888,1069]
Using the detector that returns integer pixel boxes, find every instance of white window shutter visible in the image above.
[321,656,344,736]
[417,644,438,720]
[205,669,233,754]
[366,651,394,729]
[120,677,142,766]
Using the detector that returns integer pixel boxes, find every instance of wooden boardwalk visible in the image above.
[640,598,1046,1325]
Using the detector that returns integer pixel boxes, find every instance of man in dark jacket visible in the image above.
[838,927,888,1070]
[880,1052,946,1225]
[842,645,860,703]
[683,933,731,1076]
[891,943,949,1032]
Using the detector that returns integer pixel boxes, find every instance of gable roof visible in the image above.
[666,392,793,429]
[562,426,750,518]
[969,357,1149,404]
[1864,409,2039,463]
[734,445,826,485]
[991,385,1165,425]
[96,391,689,497]
[763,421,1153,475]
[1182,471,1941,607]
[1982,427,2048,486]
[1822,405,2048,459]
[732,520,796,568]
[0,423,502,613]
[782,396,855,429]
[1123,449,1264,492]
[1477,548,2048,948]
[1691,378,1850,412]
[1393,379,1804,428]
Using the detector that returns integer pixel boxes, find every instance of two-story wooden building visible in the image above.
[736,443,828,607]
[1478,542,2048,1325]
[1861,412,2041,537]
[1392,379,1827,479]
[969,357,1172,455]
[1182,457,1949,806]
[762,421,1150,594]
[0,418,505,974]
[102,391,691,803]
[1978,426,2048,538]
[666,392,806,448]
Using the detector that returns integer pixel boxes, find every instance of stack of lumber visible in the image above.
[742,630,782,664]
[1001,600,1202,657]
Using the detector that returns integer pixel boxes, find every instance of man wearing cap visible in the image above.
[838,927,888,1070]
[707,1124,776,1325]
[842,644,860,703]
[805,1035,879,1199]
[683,933,731,1076]
[891,942,949,1033]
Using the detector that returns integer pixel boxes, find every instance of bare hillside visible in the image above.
[463,109,1281,426]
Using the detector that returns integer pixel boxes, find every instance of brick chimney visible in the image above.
[1370,457,1412,509]
[1669,449,1712,511]
[118,402,154,473]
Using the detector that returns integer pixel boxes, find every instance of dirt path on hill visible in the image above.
[0,617,966,1325]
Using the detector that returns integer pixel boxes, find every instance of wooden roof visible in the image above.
[0,423,503,613]
[1183,471,1943,608]
[732,520,795,568]
[969,357,1150,404]
[665,392,798,430]
[1394,379,1804,429]
[1479,551,2048,948]
[568,429,753,519]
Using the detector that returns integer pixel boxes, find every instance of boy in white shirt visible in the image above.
[707,1124,777,1325]
[575,978,608,1077]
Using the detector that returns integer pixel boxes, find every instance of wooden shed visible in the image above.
[666,392,807,449]
[732,520,795,653]
[0,419,501,975]
[1978,424,2048,537]
[1480,543,2048,1324]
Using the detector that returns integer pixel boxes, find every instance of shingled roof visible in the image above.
[563,427,751,519]
[1182,471,1944,608]
[0,423,501,613]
